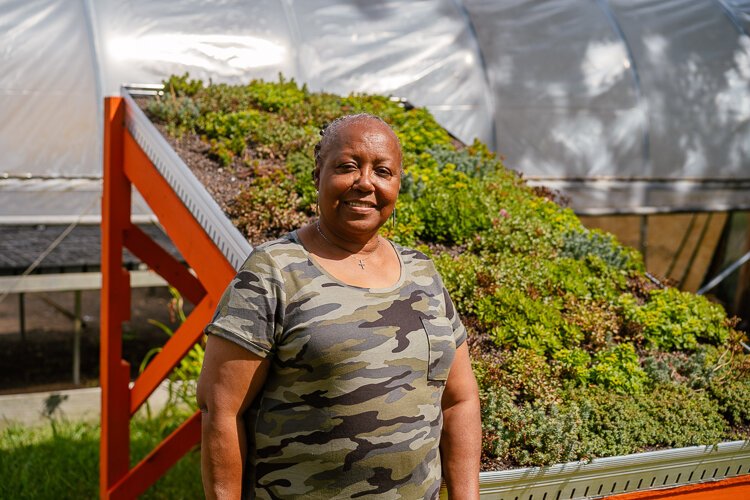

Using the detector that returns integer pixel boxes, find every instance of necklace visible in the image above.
[315,220,380,270]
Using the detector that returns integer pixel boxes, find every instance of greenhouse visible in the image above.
[0,1,749,499]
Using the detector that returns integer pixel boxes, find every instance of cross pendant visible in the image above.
[358,259,365,269]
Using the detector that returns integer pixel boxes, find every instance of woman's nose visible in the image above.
[353,168,375,191]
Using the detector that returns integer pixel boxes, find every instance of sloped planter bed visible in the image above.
[121,83,750,499]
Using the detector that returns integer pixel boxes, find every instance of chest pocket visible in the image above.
[420,316,457,382]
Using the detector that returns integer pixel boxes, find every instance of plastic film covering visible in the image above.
[287,0,494,148]
[90,0,493,145]
[1,0,749,219]
[0,0,99,178]
[608,0,746,180]
[464,0,750,212]
[0,178,155,224]
[465,0,643,179]
[721,0,750,33]
[90,0,297,94]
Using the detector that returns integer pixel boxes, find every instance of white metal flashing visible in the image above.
[444,440,750,499]
[121,87,253,271]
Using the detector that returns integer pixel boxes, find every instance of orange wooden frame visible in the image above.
[100,97,236,498]
[606,473,750,500]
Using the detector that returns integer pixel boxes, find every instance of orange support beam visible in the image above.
[100,96,238,498]
[129,296,214,415]
[100,97,132,496]
[606,474,750,500]
[122,130,235,300]
[123,223,206,305]
[109,412,202,500]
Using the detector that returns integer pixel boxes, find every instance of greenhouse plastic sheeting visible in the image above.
[0,0,99,178]
[1,0,748,221]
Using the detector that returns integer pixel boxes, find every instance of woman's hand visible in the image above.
[197,335,270,499]
[440,342,481,499]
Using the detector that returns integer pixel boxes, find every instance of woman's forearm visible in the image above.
[201,412,247,500]
[441,398,482,499]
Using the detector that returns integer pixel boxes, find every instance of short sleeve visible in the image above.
[204,248,285,358]
[442,285,467,348]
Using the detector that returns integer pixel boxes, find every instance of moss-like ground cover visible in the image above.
[144,74,750,470]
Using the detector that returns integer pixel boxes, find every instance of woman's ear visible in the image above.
[313,164,321,190]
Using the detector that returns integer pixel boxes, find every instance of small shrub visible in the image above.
[709,379,750,428]
[198,110,265,165]
[641,346,720,388]
[480,386,588,467]
[640,385,727,447]
[553,348,592,385]
[495,348,562,404]
[569,384,727,458]
[230,167,310,244]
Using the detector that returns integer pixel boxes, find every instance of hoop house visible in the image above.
[2,0,749,220]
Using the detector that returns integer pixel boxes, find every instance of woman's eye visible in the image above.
[376,167,393,177]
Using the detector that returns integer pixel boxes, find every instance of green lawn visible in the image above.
[0,416,202,499]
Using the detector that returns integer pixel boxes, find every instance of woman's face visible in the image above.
[315,119,402,240]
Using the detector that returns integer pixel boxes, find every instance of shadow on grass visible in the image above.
[0,418,202,499]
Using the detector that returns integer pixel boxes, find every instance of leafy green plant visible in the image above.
[621,288,732,351]
[477,288,582,356]
[139,287,203,419]
[562,228,643,272]
[589,344,648,394]
[553,348,592,385]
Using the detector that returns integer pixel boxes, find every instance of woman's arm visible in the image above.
[440,342,481,499]
[197,335,270,500]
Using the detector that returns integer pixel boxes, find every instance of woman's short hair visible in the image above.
[313,113,402,167]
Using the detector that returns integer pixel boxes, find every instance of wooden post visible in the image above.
[100,97,132,498]
[73,289,82,384]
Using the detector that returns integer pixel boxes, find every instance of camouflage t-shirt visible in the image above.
[205,231,466,499]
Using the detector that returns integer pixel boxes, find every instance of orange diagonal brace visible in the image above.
[123,223,206,305]
[130,295,215,415]
[122,129,236,300]
[109,411,202,500]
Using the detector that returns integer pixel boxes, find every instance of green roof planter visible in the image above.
[121,76,750,498]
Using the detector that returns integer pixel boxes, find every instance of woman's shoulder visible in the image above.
[391,241,440,276]
[240,232,305,272]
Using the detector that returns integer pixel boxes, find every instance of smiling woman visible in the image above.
[197,114,481,499]
[310,115,402,287]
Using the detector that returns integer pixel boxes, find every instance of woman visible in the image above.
[197,114,481,499]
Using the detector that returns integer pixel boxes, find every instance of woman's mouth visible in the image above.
[345,201,376,208]
[344,200,377,211]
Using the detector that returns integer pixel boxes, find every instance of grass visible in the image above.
[0,415,202,499]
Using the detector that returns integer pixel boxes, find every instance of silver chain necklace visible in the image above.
[315,220,380,270]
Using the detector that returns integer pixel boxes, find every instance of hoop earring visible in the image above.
[391,206,397,230]
[316,191,320,217]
